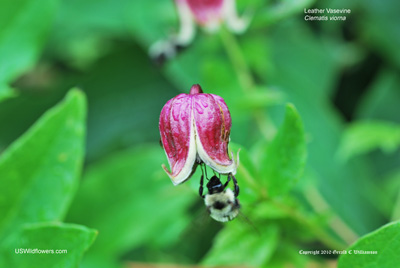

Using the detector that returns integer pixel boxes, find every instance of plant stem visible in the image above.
[219,28,276,141]
[220,28,348,250]
[304,186,359,245]
[241,166,349,249]
[241,162,348,249]
[219,28,254,90]
[270,199,348,250]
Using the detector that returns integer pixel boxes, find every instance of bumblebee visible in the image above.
[199,173,240,222]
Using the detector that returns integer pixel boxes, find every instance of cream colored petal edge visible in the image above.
[162,109,197,186]
[195,129,238,175]
[175,0,196,46]
[222,0,250,34]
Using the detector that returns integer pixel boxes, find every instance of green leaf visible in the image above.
[125,0,177,45]
[66,144,196,257]
[260,104,306,197]
[338,221,400,268]
[232,87,285,110]
[252,0,316,28]
[267,241,309,268]
[356,69,400,123]
[0,89,86,238]
[203,221,279,266]
[0,83,17,103]
[1,222,97,268]
[48,0,127,69]
[251,202,288,220]
[0,88,66,153]
[229,143,262,205]
[266,20,385,234]
[358,0,400,69]
[0,0,59,92]
[337,121,400,161]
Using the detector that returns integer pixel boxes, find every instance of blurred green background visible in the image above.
[1,0,400,267]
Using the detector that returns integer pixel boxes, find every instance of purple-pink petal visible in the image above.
[159,84,237,184]
[186,0,225,25]
[159,94,195,183]
[193,93,234,170]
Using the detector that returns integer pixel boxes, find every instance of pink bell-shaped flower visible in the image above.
[182,0,226,29]
[149,0,249,61]
[159,84,238,185]
[175,0,248,33]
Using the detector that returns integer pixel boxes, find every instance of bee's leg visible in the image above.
[213,169,221,180]
[232,174,240,197]
[199,164,206,198]
[203,163,209,181]
[223,174,232,189]
[199,175,205,198]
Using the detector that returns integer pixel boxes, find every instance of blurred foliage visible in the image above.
[2,222,97,268]
[338,221,400,268]
[0,0,58,99]
[260,104,306,197]
[0,90,96,267]
[0,0,400,267]
[66,145,197,264]
[0,90,86,235]
[337,121,400,161]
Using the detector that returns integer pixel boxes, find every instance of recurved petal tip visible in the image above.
[223,0,250,34]
[162,164,172,176]
[159,94,198,185]
[231,149,240,175]
[162,159,197,186]
[162,164,181,186]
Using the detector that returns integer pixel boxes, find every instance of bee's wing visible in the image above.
[238,211,261,236]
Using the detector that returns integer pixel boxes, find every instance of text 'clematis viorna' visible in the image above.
[159,84,238,185]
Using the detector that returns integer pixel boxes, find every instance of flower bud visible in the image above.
[159,84,237,185]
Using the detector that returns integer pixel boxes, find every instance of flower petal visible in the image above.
[159,94,197,185]
[222,0,249,33]
[193,93,237,174]
[186,0,225,28]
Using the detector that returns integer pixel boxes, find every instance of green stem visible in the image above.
[304,186,359,245]
[220,28,347,250]
[245,172,347,249]
[219,28,254,90]
[270,199,348,250]
[219,28,276,140]
[241,156,348,249]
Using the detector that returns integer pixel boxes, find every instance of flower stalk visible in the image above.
[219,27,276,141]
[219,26,349,251]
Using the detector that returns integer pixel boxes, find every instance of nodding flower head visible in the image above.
[149,0,249,62]
[176,0,249,32]
[182,0,225,28]
[159,84,238,185]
